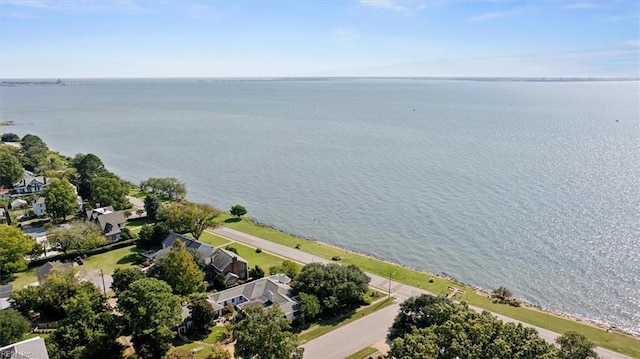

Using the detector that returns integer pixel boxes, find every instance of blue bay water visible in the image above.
[1,78,638,334]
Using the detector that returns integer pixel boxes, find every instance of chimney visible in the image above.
[279,274,286,284]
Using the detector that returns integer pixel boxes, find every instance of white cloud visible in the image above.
[626,40,640,47]
[470,11,510,22]
[358,0,428,14]
[333,28,360,42]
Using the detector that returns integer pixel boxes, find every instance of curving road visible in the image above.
[211,226,632,359]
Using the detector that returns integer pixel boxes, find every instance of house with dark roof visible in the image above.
[210,247,248,285]
[206,274,297,319]
[86,206,126,242]
[13,170,49,194]
[162,232,216,258]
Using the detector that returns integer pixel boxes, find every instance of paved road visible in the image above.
[211,227,632,359]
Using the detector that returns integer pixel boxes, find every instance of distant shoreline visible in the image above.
[1,76,638,83]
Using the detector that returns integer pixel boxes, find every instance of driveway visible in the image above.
[211,226,632,359]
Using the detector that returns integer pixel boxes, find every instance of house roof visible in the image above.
[162,233,215,259]
[207,274,296,316]
[34,197,46,205]
[13,170,48,188]
[211,248,248,273]
[10,199,27,207]
[0,336,50,359]
[96,211,126,236]
[85,206,116,221]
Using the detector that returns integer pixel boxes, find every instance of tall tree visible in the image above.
[0,150,23,188]
[388,296,557,359]
[44,178,78,222]
[140,177,186,200]
[233,305,304,359]
[117,278,181,359]
[20,134,49,172]
[0,309,31,346]
[156,239,206,295]
[207,347,232,359]
[47,222,106,255]
[71,153,106,199]
[0,225,36,277]
[38,267,104,318]
[143,194,161,220]
[556,331,599,359]
[296,292,321,324]
[390,294,453,339]
[48,290,122,359]
[111,267,145,296]
[90,176,129,210]
[1,133,20,142]
[160,202,220,239]
[188,295,217,332]
[291,263,369,315]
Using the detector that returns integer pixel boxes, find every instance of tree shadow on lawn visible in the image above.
[224,217,241,223]
[293,308,357,334]
[116,251,140,265]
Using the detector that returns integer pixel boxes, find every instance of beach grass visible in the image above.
[216,215,640,357]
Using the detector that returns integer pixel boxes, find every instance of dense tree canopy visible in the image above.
[71,153,107,199]
[0,225,37,275]
[143,194,161,220]
[159,202,220,239]
[0,149,23,188]
[117,278,181,359]
[90,175,130,210]
[268,260,301,279]
[233,305,304,359]
[296,292,321,324]
[1,133,20,142]
[139,177,186,200]
[137,222,170,248]
[47,222,106,255]
[0,309,31,346]
[44,178,78,222]
[48,290,122,359]
[20,134,49,172]
[188,295,217,332]
[291,263,370,315]
[155,239,206,295]
[388,295,558,359]
[111,267,145,296]
[556,331,599,359]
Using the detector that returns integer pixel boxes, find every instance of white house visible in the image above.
[33,197,47,216]
[13,170,49,194]
[10,198,27,210]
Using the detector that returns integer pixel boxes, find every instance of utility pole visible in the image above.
[100,269,107,297]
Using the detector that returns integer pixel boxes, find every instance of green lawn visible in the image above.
[225,243,284,270]
[81,245,140,275]
[197,231,232,247]
[345,347,378,359]
[298,298,395,343]
[216,215,640,357]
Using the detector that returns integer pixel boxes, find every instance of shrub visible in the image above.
[255,248,262,253]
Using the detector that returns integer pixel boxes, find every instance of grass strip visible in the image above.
[298,297,394,343]
[345,346,378,359]
[218,215,640,357]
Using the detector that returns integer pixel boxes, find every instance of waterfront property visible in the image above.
[210,247,249,285]
[86,206,126,242]
[13,170,49,195]
[207,274,297,319]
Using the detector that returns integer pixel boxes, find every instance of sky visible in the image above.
[0,0,638,78]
